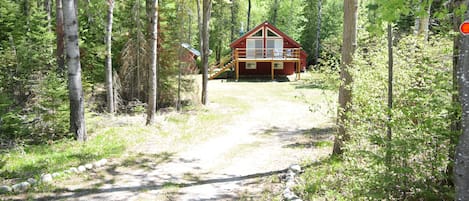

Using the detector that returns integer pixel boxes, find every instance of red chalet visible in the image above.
[209,21,307,80]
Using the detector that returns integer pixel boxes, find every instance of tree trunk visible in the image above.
[63,0,87,141]
[416,0,432,41]
[455,1,469,199]
[271,0,279,25]
[44,0,52,32]
[136,0,141,100]
[201,0,211,105]
[449,0,464,186]
[56,0,65,74]
[24,0,31,32]
[188,9,192,44]
[73,0,78,14]
[105,0,115,114]
[230,0,237,42]
[247,0,251,31]
[83,0,94,23]
[333,0,358,155]
[146,0,158,125]
[386,23,393,165]
[216,40,221,64]
[313,0,322,66]
[197,0,203,50]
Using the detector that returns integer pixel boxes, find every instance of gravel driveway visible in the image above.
[29,78,335,201]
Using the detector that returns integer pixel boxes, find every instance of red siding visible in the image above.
[239,62,296,75]
[230,21,308,76]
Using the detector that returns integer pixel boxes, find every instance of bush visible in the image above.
[298,35,455,200]
[29,72,70,141]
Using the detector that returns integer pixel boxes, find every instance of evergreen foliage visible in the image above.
[0,0,465,198]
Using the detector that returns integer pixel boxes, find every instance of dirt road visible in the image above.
[32,78,334,201]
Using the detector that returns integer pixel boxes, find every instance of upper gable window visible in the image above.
[251,29,263,37]
[267,29,281,37]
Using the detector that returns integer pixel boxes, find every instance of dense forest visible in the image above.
[2,0,469,199]
[0,0,342,144]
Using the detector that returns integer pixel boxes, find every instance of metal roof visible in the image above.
[181,43,201,57]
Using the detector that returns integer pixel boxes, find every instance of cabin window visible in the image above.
[246,62,256,69]
[267,28,281,38]
[266,39,283,58]
[247,39,264,58]
[251,29,263,37]
[273,62,283,69]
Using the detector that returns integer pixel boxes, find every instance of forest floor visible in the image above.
[7,74,336,201]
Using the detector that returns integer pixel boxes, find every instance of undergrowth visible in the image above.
[295,34,455,200]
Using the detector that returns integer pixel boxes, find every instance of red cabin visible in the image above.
[209,21,307,80]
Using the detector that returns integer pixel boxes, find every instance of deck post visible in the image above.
[234,49,239,81]
[296,60,301,80]
[271,61,274,80]
[235,60,239,81]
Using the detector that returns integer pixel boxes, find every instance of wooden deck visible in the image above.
[209,48,302,80]
[233,48,301,81]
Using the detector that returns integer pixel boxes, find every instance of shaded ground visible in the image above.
[8,76,335,201]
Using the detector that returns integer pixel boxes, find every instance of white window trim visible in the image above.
[248,28,264,38]
[266,27,282,38]
[246,62,257,69]
[273,62,283,70]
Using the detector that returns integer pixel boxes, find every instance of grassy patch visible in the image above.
[294,71,339,91]
[1,132,126,183]
[162,181,182,189]
[293,156,346,200]
[0,115,153,185]
[314,140,333,148]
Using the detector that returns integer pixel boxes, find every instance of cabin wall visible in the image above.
[239,62,296,75]
[229,22,308,76]
[283,38,297,49]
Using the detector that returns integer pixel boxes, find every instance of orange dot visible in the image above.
[460,21,469,35]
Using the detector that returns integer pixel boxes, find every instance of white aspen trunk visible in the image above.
[455,2,469,199]
[62,0,87,141]
[105,0,115,113]
[419,0,432,41]
[146,0,158,125]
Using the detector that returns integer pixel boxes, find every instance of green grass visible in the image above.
[0,84,254,187]
[162,181,182,189]
[0,127,127,183]
[294,71,339,91]
[314,140,333,148]
[294,156,346,200]
[0,112,160,185]
[1,77,329,198]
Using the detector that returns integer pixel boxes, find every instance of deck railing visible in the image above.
[234,48,301,60]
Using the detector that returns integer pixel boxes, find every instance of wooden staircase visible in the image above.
[209,60,234,80]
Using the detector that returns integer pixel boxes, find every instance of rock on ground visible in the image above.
[41,174,53,183]
[27,178,37,185]
[0,185,12,194]
[77,166,86,172]
[12,182,30,193]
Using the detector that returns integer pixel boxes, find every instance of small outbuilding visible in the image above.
[209,21,307,80]
[180,43,200,74]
